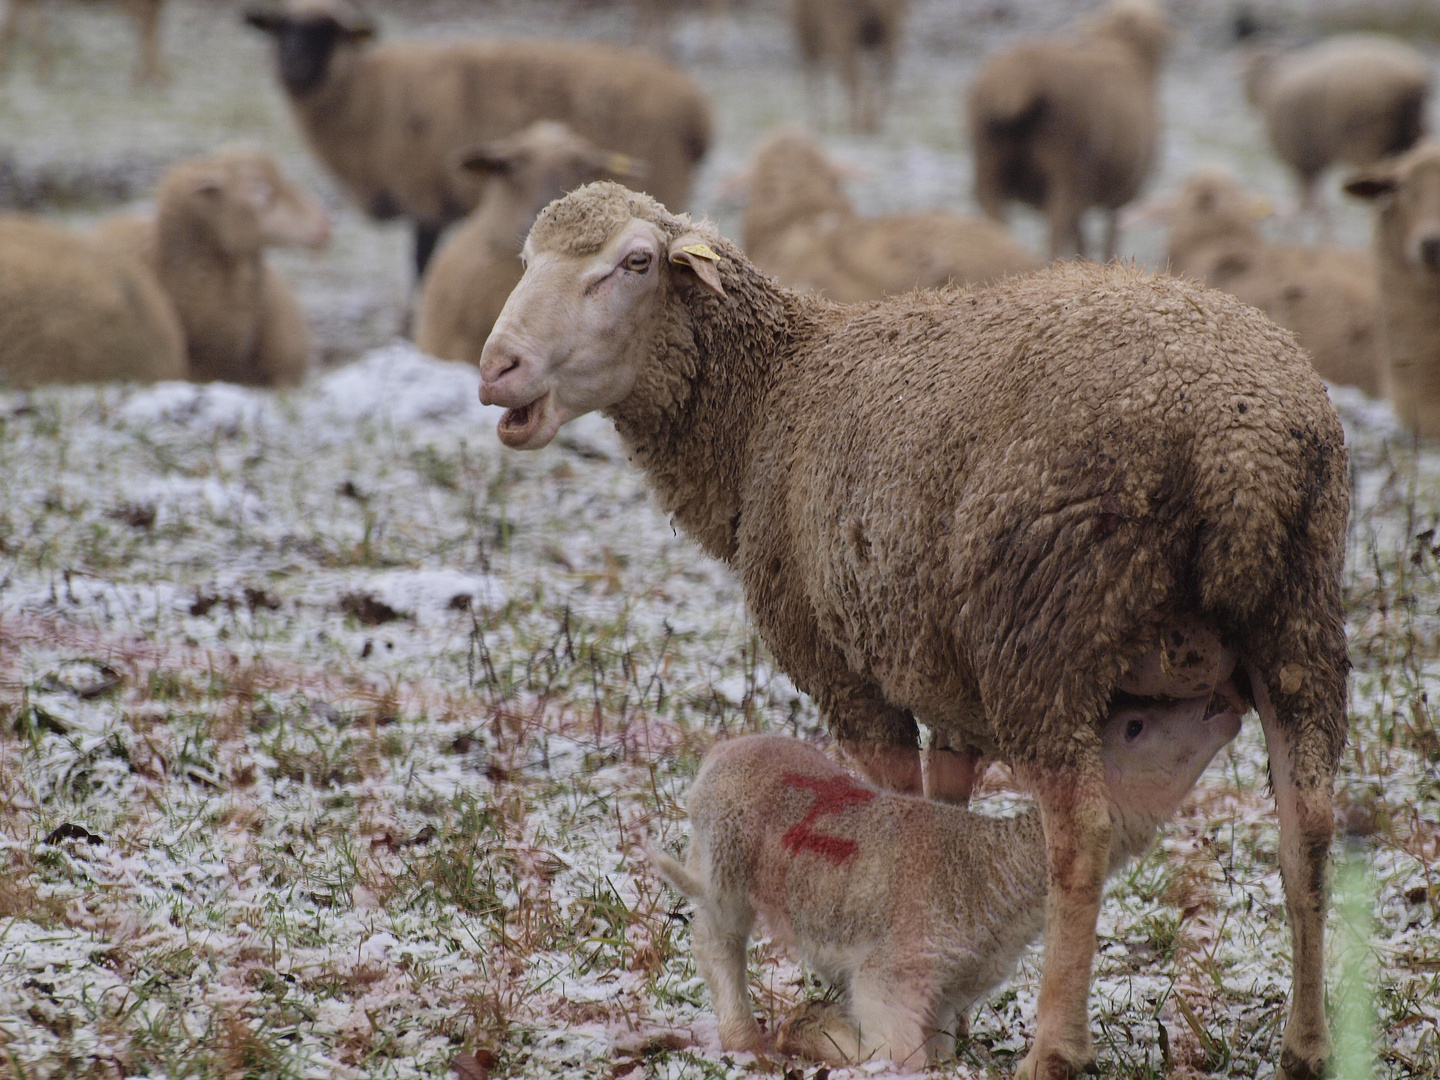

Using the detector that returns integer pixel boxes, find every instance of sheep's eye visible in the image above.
[624,251,651,273]
[1125,719,1144,740]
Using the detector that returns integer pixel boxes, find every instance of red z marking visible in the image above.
[781,773,876,865]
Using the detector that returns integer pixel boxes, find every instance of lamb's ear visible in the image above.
[1345,166,1399,201]
[667,234,726,299]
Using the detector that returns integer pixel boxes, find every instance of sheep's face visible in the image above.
[1346,146,1440,273]
[1099,696,1240,823]
[480,215,724,450]
[244,6,374,98]
[238,157,332,252]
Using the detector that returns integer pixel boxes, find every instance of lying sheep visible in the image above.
[739,128,1041,302]
[1246,34,1431,230]
[415,122,646,366]
[1345,141,1440,437]
[1159,169,1381,394]
[651,703,1240,1065]
[98,148,331,386]
[0,215,184,386]
[965,0,1171,259]
[243,0,712,278]
[477,182,1349,1080]
[0,0,166,85]
[790,0,909,133]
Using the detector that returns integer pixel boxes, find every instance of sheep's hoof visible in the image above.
[775,1000,858,1065]
[1277,1047,1332,1080]
[1016,1047,1098,1080]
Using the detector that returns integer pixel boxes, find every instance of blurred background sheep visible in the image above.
[0,0,167,84]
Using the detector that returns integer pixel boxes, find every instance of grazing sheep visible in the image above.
[739,128,1041,302]
[0,0,166,85]
[415,122,646,366]
[790,0,909,133]
[0,215,184,386]
[99,148,331,387]
[650,703,1240,1065]
[1159,169,1381,394]
[477,182,1349,1080]
[1345,141,1440,437]
[1246,34,1431,230]
[965,0,1171,260]
[243,0,712,278]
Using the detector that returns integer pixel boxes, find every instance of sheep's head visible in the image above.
[738,128,855,254]
[1346,142,1440,273]
[479,182,726,450]
[244,0,375,97]
[1090,0,1171,75]
[1160,169,1270,238]
[161,149,332,257]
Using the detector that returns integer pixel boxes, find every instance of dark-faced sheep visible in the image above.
[98,148,331,387]
[0,215,184,386]
[1345,141,1440,437]
[1157,168,1381,393]
[0,0,166,85]
[790,0,909,133]
[966,0,1171,260]
[1246,34,1431,232]
[477,182,1348,1080]
[650,705,1239,1066]
[739,128,1041,301]
[243,0,712,278]
[415,121,646,367]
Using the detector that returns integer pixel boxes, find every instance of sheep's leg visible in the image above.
[124,0,167,86]
[690,900,762,1052]
[1018,767,1111,1079]
[1046,190,1084,260]
[414,220,445,280]
[1100,210,1119,263]
[922,729,986,805]
[1251,663,1336,1080]
[840,46,864,133]
[0,0,25,71]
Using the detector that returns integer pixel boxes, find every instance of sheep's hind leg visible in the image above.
[690,901,762,1052]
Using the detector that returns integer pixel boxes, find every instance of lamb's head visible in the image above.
[160,149,332,257]
[244,0,374,98]
[739,128,854,254]
[479,182,729,450]
[1346,142,1440,273]
[454,122,648,250]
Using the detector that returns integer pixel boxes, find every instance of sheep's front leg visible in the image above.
[1019,768,1112,1079]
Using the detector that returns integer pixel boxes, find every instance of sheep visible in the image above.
[242,0,712,279]
[738,128,1042,302]
[0,215,184,386]
[1245,34,1431,231]
[97,148,331,387]
[790,0,909,133]
[415,121,647,367]
[476,182,1349,1080]
[965,0,1171,260]
[649,702,1241,1065]
[1344,141,1440,438]
[0,0,166,85]
[1158,168,1381,394]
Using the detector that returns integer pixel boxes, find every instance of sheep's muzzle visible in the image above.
[496,392,551,449]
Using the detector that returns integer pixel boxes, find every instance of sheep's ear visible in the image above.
[1344,167,1399,201]
[454,143,519,177]
[343,20,376,43]
[242,5,284,32]
[668,234,726,299]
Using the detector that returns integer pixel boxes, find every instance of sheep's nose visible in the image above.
[478,339,525,404]
[1421,235,1440,271]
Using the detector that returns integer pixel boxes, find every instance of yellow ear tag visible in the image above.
[678,243,720,262]
[607,154,635,175]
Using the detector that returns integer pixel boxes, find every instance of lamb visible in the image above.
[1158,168,1381,394]
[243,0,712,278]
[0,215,184,386]
[738,128,1041,302]
[650,702,1241,1066]
[965,0,1171,260]
[477,182,1349,1080]
[1344,141,1440,438]
[415,122,647,367]
[97,148,331,387]
[1245,34,1431,230]
[790,0,909,133]
[0,0,166,85]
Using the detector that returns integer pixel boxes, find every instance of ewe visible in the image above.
[651,703,1240,1067]
[99,148,331,387]
[1346,141,1440,437]
[790,0,909,133]
[965,0,1170,260]
[244,0,711,278]
[739,128,1040,302]
[1158,169,1381,394]
[416,121,646,367]
[477,182,1348,1080]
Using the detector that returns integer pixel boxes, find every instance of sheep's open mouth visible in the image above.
[498,393,548,447]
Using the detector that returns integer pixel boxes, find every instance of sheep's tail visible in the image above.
[644,844,706,900]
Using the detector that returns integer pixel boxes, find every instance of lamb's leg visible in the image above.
[1018,767,1111,1079]
[922,729,987,805]
[1252,664,1336,1080]
[690,901,762,1052]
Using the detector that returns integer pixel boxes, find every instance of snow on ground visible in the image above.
[0,350,1437,1079]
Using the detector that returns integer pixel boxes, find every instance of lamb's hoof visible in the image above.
[1277,1047,1333,1080]
[775,1000,857,1065]
[1016,1048,1098,1080]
